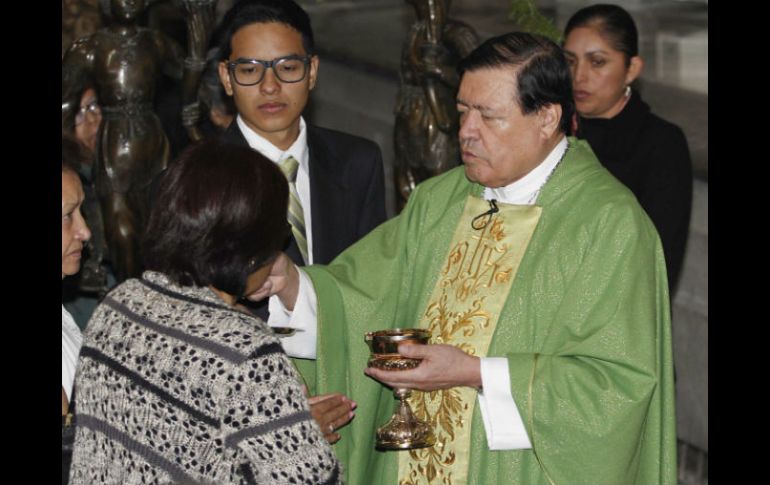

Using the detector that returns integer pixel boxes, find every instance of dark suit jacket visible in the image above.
[221,121,387,266]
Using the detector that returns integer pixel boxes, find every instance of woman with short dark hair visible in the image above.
[142,139,290,300]
[68,138,342,485]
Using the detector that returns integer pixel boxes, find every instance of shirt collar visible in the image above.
[485,136,568,205]
[236,115,309,171]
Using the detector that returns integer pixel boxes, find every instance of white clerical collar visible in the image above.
[485,136,568,205]
[236,115,309,170]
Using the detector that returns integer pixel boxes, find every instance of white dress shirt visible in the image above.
[272,137,568,449]
[237,115,319,335]
[236,115,314,264]
[62,305,82,402]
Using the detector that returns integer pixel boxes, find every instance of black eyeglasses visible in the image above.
[227,55,311,86]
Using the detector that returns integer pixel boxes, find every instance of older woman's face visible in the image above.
[75,88,101,154]
[563,26,641,119]
[62,170,91,279]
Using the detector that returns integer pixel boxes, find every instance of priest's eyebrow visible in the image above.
[457,98,500,116]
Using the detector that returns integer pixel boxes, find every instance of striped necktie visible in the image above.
[279,156,309,263]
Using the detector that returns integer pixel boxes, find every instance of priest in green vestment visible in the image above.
[255,32,677,485]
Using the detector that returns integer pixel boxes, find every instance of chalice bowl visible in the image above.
[365,328,436,450]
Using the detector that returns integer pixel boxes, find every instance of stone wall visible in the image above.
[672,178,708,451]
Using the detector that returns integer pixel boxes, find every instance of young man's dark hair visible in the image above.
[214,0,315,61]
[458,32,575,134]
[143,138,289,299]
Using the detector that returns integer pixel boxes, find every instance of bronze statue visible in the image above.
[62,0,200,282]
[394,0,478,211]
[62,0,102,59]
[180,0,218,142]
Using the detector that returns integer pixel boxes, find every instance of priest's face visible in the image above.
[457,67,557,188]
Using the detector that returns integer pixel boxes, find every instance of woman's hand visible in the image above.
[307,392,357,444]
[62,387,69,416]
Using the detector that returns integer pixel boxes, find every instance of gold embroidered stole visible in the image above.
[398,196,541,485]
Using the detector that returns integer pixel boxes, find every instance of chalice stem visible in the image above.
[394,388,417,424]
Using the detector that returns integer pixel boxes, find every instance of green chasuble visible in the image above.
[299,138,677,485]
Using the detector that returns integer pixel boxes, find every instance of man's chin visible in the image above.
[463,164,484,185]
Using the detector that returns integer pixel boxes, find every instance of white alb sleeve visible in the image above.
[266,268,318,359]
[477,357,532,450]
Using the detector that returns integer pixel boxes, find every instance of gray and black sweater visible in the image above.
[69,271,341,485]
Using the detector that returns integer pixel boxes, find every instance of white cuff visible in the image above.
[477,357,532,450]
[267,268,318,359]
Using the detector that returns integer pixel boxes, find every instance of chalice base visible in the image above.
[375,394,436,451]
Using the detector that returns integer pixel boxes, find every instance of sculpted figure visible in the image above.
[394,0,478,210]
[62,0,194,281]
[180,0,218,142]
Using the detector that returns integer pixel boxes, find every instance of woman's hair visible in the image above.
[62,133,88,173]
[564,4,639,64]
[143,138,289,299]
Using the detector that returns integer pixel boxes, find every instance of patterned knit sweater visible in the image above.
[69,271,341,485]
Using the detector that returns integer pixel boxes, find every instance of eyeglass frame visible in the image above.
[226,55,313,86]
[75,99,101,125]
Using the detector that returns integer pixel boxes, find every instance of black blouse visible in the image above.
[576,91,693,291]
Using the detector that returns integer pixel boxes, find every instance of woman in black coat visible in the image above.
[563,4,693,291]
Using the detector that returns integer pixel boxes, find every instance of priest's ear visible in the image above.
[537,103,562,139]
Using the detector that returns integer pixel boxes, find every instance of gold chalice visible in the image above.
[365,328,436,450]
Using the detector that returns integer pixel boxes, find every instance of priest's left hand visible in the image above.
[364,343,482,391]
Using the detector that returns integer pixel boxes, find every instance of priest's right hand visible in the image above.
[246,252,300,310]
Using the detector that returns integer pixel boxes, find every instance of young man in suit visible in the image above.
[216,0,387,444]
[217,0,386,271]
